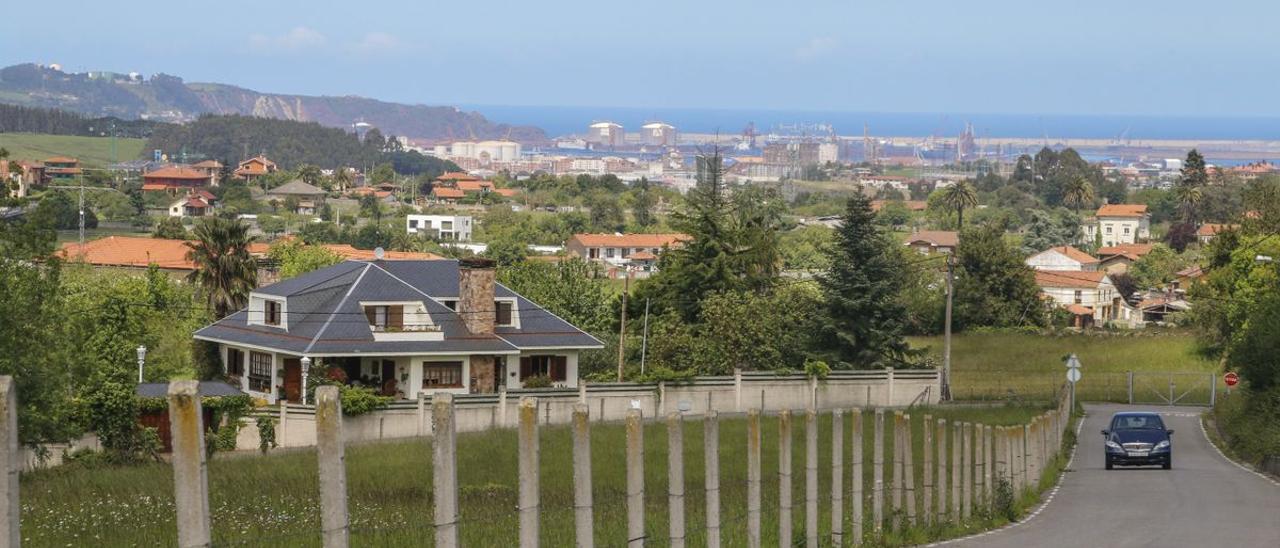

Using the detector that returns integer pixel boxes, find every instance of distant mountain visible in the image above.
[0,63,546,143]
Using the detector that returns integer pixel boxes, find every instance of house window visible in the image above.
[422,361,464,388]
[265,300,282,326]
[621,247,631,258]
[605,247,616,258]
[226,348,244,376]
[441,221,453,230]
[409,219,418,228]
[520,355,567,382]
[496,300,514,326]
[364,305,404,331]
[249,352,272,392]
[441,300,458,311]
[1105,226,1113,234]
[588,248,599,259]
[1073,290,1083,304]
[1123,226,1131,235]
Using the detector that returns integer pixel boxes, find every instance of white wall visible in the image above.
[1027,250,1084,271]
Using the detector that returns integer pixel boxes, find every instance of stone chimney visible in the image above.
[457,257,496,336]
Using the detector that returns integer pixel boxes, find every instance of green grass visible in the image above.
[0,133,146,167]
[911,332,1219,404]
[55,227,152,243]
[22,404,1057,547]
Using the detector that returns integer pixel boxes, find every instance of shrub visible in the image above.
[256,416,277,454]
[339,385,392,415]
[521,375,553,389]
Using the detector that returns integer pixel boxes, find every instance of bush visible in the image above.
[1213,385,1280,465]
[521,375,553,389]
[338,385,392,415]
[256,416,277,454]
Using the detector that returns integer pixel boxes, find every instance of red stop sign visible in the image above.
[1224,372,1240,387]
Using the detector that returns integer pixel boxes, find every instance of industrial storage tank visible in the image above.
[587,121,624,148]
[641,121,677,146]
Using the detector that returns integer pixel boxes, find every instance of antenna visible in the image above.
[373,247,385,260]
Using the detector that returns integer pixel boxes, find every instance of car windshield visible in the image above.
[1112,415,1165,430]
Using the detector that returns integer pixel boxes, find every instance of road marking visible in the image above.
[1198,415,1280,488]
[926,413,1086,547]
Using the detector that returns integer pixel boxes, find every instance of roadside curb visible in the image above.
[1198,415,1280,488]
[925,412,1086,547]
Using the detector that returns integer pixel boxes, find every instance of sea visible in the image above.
[461,104,1280,142]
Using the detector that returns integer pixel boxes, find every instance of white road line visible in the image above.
[926,414,1086,547]
[1197,414,1280,488]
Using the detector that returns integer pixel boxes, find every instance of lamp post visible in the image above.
[136,345,147,383]
[301,356,312,405]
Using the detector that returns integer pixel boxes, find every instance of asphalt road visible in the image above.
[945,403,1280,548]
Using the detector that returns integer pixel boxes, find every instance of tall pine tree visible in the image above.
[817,194,911,368]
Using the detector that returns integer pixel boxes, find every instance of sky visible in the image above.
[3,0,1278,117]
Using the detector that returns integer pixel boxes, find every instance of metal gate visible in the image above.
[1126,371,1217,406]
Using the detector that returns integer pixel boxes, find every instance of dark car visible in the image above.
[1102,412,1173,470]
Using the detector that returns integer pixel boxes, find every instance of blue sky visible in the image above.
[3,0,1277,116]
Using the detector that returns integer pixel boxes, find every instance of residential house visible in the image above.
[1196,223,1236,245]
[1096,243,1155,274]
[406,214,473,241]
[193,258,603,403]
[1136,293,1191,324]
[1034,270,1133,328]
[168,190,217,217]
[42,156,81,182]
[143,165,217,194]
[58,236,198,276]
[431,187,466,204]
[1081,204,1150,247]
[456,180,495,194]
[904,230,959,255]
[191,160,224,186]
[870,200,928,213]
[565,233,688,278]
[234,156,278,183]
[1173,265,1204,291]
[266,180,327,214]
[1025,246,1099,272]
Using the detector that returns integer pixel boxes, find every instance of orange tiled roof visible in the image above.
[432,187,466,199]
[191,160,223,168]
[437,171,477,181]
[1096,204,1148,217]
[1196,223,1236,237]
[1098,243,1154,260]
[1034,270,1108,288]
[1042,245,1099,265]
[570,233,688,248]
[1065,304,1094,315]
[44,156,78,164]
[493,188,519,197]
[141,183,172,191]
[905,230,959,248]
[456,180,495,192]
[145,166,211,180]
[58,236,195,270]
[321,245,441,261]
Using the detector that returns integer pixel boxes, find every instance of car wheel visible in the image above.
[1105,457,1113,470]
[1162,457,1171,470]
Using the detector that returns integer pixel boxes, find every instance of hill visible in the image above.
[0,133,146,166]
[0,63,546,143]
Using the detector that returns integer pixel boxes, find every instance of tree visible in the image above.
[483,233,528,266]
[816,194,911,368]
[497,259,612,334]
[1228,290,1280,393]
[875,201,911,227]
[1165,222,1198,253]
[268,239,344,278]
[939,180,979,229]
[585,192,625,232]
[152,216,189,239]
[631,178,656,228]
[1062,176,1095,215]
[370,163,396,185]
[1020,208,1081,253]
[1181,149,1209,188]
[186,218,257,319]
[1129,244,1187,289]
[953,225,1047,330]
[297,164,322,187]
[332,167,354,192]
[1109,272,1139,303]
[1173,183,1204,224]
[35,191,97,230]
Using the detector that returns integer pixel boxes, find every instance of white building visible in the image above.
[1034,270,1134,328]
[1025,246,1100,272]
[818,142,840,164]
[433,141,521,163]
[1082,204,1150,247]
[641,122,677,146]
[587,121,624,148]
[406,214,473,241]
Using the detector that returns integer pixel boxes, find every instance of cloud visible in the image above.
[248,27,327,52]
[350,32,403,55]
[795,37,839,61]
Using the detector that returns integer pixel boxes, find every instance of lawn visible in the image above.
[910,331,1219,403]
[22,404,1055,547]
[0,133,146,166]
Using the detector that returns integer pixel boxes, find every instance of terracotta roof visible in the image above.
[1196,223,1236,237]
[1035,270,1109,288]
[437,172,477,181]
[193,189,217,200]
[493,188,519,197]
[871,200,927,212]
[629,251,657,261]
[321,245,441,261]
[44,156,78,164]
[905,230,959,248]
[1065,304,1094,315]
[1097,243,1154,260]
[432,187,466,199]
[1039,246,1099,265]
[58,236,196,270]
[570,233,689,248]
[191,160,223,168]
[1096,204,1148,217]
[141,183,172,191]
[1176,265,1204,279]
[145,166,211,180]
[456,180,495,192]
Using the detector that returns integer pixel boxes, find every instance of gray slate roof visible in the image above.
[267,180,326,196]
[194,260,603,355]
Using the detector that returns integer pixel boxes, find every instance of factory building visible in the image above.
[641,122,677,146]
[587,121,624,148]
[433,140,522,163]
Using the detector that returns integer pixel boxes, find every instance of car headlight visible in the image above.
[1153,440,1170,451]
[1105,441,1123,452]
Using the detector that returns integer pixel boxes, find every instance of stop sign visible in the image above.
[1225,372,1240,387]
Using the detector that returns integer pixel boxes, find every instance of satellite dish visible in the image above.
[373,247,385,260]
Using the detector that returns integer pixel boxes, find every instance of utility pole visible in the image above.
[640,297,651,376]
[942,253,956,401]
[617,270,630,382]
[78,174,86,250]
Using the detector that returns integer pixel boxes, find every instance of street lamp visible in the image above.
[136,345,147,383]
[300,356,312,404]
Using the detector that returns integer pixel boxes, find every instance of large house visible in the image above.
[406,214,473,241]
[1025,246,1099,272]
[143,165,217,192]
[42,156,81,182]
[1034,270,1134,328]
[168,190,217,217]
[193,258,602,403]
[1082,204,1150,247]
[1096,243,1155,274]
[234,156,278,183]
[565,233,688,277]
[904,230,959,255]
[1196,223,1236,245]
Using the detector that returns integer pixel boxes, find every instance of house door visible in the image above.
[282,358,302,403]
[380,360,397,396]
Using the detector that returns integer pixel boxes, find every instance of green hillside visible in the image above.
[0,133,145,166]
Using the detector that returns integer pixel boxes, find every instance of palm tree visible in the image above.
[186,218,258,319]
[940,180,979,229]
[331,167,353,192]
[1173,182,1203,224]
[1063,176,1095,215]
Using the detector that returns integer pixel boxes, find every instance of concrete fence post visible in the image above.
[278,400,288,447]
[983,425,993,508]
[872,409,885,533]
[498,387,508,428]
[416,393,426,436]
[658,381,667,416]
[704,411,721,548]
[1027,419,1039,488]
[667,412,686,548]
[886,367,896,405]
[831,409,844,546]
[579,382,587,404]
[805,409,818,547]
[951,421,961,522]
[169,381,211,548]
[572,405,593,548]
[961,422,972,521]
[625,408,645,547]
[315,386,349,548]
[746,409,762,548]
[850,408,864,545]
[973,423,985,507]
[518,397,540,548]
[922,414,933,527]
[0,377,18,548]
[778,409,794,545]
[901,414,917,528]
[734,368,743,413]
[891,413,903,524]
[1020,423,1030,493]
[936,418,947,524]
[433,393,459,548]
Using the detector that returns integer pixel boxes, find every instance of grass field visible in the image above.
[911,331,1219,403]
[0,133,146,166]
[23,404,1057,547]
